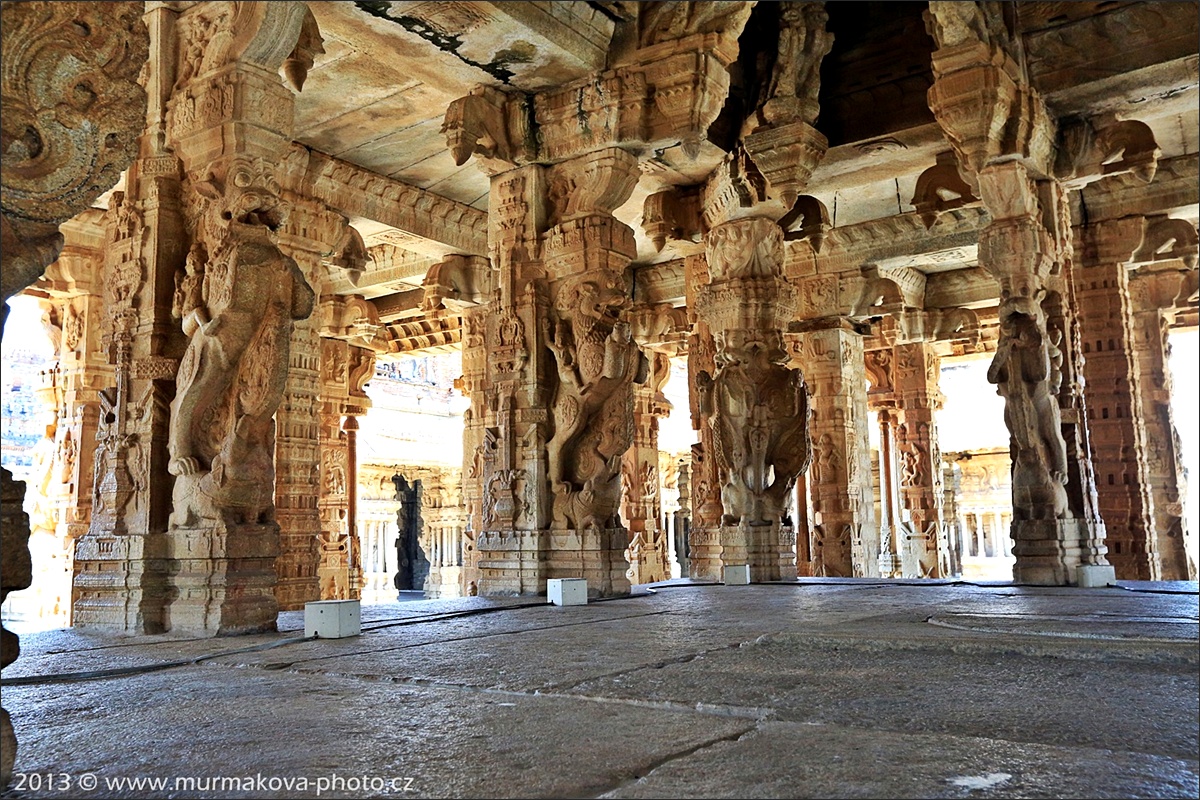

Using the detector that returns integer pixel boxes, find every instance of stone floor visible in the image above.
[1,579,1197,799]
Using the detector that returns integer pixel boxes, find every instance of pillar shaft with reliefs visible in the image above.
[1127,218,1200,580]
[792,322,877,577]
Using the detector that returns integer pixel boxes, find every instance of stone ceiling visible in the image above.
[98,2,1200,304]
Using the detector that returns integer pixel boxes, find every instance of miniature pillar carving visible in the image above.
[792,323,877,577]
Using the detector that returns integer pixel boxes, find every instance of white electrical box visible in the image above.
[724,565,751,585]
[547,578,588,606]
[304,600,361,638]
[1076,565,1116,588]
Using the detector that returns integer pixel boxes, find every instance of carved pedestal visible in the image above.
[545,529,631,597]
[477,531,545,595]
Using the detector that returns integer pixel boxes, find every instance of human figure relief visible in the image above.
[987,297,1069,520]
[546,276,648,531]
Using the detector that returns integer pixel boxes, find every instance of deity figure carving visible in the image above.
[546,275,648,531]
[987,296,1069,520]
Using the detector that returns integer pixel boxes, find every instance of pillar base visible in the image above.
[164,522,280,635]
[719,522,798,582]
[73,533,169,633]
[1011,517,1093,586]
[478,530,545,596]
[687,526,724,581]
[625,530,671,585]
[546,528,631,598]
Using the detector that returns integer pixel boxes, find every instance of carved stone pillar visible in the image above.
[694,218,809,581]
[26,228,112,626]
[1074,218,1158,579]
[928,3,1111,585]
[273,233,325,610]
[470,165,552,596]
[161,1,317,633]
[314,333,374,601]
[1127,224,1199,580]
[621,350,673,584]
[892,342,949,577]
[541,148,645,596]
[792,322,877,577]
[459,305,489,596]
[685,319,725,580]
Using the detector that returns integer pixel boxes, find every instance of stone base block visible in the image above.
[719,523,798,582]
[73,533,169,633]
[477,530,545,595]
[164,522,280,635]
[1011,518,1087,586]
[687,526,724,581]
[1075,564,1116,588]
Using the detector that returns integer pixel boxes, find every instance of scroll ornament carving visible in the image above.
[0,1,148,300]
[546,275,648,531]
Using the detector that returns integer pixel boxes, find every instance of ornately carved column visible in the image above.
[162,1,317,633]
[272,229,325,610]
[686,317,726,580]
[72,1,186,634]
[314,326,376,600]
[28,224,112,625]
[892,341,950,577]
[928,1,1110,585]
[695,218,809,581]
[1127,220,1199,580]
[621,350,673,584]
[792,322,877,577]
[1,1,148,786]
[1074,217,1158,579]
[541,148,646,596]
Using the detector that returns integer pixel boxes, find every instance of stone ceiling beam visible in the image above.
[286,146,489,257]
